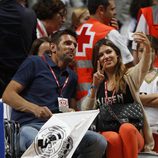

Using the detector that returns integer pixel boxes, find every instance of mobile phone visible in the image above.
[128,32,134,41]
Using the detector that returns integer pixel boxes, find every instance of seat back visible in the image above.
[4,119,20,158]
[0,99,20,158]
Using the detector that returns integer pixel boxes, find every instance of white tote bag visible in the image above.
[22,110,99,158]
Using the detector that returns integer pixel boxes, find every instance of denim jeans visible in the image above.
[73,130,107,158]
[19,123,107,158]
[19,123,43,152]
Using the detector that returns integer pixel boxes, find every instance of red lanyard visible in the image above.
[105,81,115,105]
[41,55,69,96]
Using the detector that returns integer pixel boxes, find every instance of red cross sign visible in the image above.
[76,24,95,57]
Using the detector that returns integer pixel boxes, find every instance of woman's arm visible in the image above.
[128,32,152,89]
[140,93,158,108]
[81,96,96,111]
[81,61,105,110]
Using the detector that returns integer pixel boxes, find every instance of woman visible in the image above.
[138,35,158,152]
[29,37,51,56]
[71,7,90,29]
[81,32,154,158]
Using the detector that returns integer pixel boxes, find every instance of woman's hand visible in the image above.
[133,32,151,53]
[92,60,105,88]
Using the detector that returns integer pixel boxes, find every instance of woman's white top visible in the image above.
[140,71,158,133]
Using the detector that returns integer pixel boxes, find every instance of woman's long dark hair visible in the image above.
[92,38,127,93]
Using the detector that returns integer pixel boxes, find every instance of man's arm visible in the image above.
[140,93,158,108]
[2,80,52,119]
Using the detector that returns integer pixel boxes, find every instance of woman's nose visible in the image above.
[103,53,108,58]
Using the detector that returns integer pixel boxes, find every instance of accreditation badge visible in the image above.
[58,97,69,112]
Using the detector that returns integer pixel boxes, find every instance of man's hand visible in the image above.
[34,106,53,119]
[109,17,119,30]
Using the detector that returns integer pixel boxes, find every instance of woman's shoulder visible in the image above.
[123,67,133,75]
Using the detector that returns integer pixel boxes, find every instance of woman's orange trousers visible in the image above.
[101,123,144,158]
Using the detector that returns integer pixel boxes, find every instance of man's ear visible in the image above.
[50,43,57,54]
[97,5,105,17]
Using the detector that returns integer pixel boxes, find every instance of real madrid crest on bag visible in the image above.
[34,126,73,158]
[21,110,99,158]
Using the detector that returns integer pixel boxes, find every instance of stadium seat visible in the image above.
[0,99,20,158]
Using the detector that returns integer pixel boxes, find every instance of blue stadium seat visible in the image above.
[0,101,5,158]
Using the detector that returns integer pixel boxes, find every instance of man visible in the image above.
[33,0,67,38]
[0,0,37,97]
[2,29,107,157]
[75,0,134,106]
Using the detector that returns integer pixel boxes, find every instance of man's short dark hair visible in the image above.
[33,0,66,20]
[50,29,77,44]
[88,0,109,15]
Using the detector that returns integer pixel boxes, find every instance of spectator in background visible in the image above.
[133,0,158,66]
[114,0,132,28]
[0,0,37,98]
[29,37,51,56]
[75,0,134,107]
[61,0,87,29]
[120,0,153,50]
[71,7,90,30]
[138,35,158,133]
[33,0,67,38]
[138,35,158,152]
